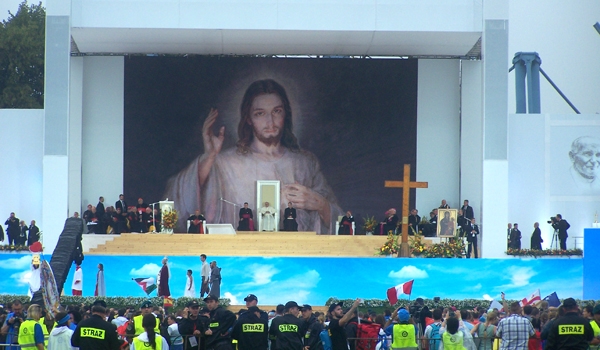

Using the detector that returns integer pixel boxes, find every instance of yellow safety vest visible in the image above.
[391,323,417,349]
[133,334,164,350]
[442,331,466,350]
[38,317,55,347]
[134,315,160,336]
[590,320,600,350]
[18,319,43,350]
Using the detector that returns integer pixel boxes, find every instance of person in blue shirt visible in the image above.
[18,304,45,350]
[384,308,418,349]
[1,300,25,350]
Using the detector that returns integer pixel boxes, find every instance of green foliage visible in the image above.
[506,248,583,257]
[0,1,45,108]
[0,295,230,311]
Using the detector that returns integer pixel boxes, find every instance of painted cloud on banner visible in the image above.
[388,265,429,279]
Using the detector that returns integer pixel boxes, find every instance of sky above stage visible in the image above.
[0,254,584,305]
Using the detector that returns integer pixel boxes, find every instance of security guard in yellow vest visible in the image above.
[131,314,169,350]
[385,309,417,350]
[440,317,465,350]
[126,300,160,336]
[71,301,121,349]
[589,304,600,350]
[18,304,45,350]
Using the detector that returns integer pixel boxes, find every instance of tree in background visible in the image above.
[0,1,45,108]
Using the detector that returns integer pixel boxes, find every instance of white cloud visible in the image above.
[130,263,161,276]
[238,264,279,287]
[388,265,429,279]
[11,270,31,287]
[508,267,536,287]
[223,292,239,305]
[483,294,493,301]
[0,256,32,270]
[472,283,482,291]
[233,269,321,305]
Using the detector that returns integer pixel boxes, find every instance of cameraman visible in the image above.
[551,214,570,250]
[1,300,24,350]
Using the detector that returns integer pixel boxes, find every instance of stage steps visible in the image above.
[87,232,402,257]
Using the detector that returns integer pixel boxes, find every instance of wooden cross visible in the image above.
[385,164,428,257]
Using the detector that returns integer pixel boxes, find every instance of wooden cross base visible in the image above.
[399,242,410,257]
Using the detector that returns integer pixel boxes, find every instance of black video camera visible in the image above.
[547,217,557,224]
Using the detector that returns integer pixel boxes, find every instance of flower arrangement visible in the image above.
[162,209,178,230]
[377,233,399,256]
[362,215,378,234]
[0,245,30,252]
[506,248,583,258]
[407,234,465,258]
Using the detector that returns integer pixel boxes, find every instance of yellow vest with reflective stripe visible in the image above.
[18,319,41,350]
[442,331,466,350]
[133,334,164,350]
[590,321,600,350]
[391,323,417,349]
[134,315,160,336]
[38,317,55,347]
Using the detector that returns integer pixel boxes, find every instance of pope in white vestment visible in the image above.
[259,202,276,231]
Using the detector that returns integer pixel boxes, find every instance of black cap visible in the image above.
[200,307,210,314]
[204,295,219,302]
[328,302,343,313]
[300,304,312,311]
[140,300,153,308]
[244,294,258,302]
[562,298,577,308]
[248,306,262,314]
[93,300,107,308]
[284,301,299,310]
[187,300,200,308]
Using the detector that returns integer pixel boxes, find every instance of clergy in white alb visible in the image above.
[259,202,276,231]
[164,79,343,234]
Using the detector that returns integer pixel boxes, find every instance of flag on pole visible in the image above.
[520,289,541,306]
[133,277,157,295]
[489,300,503,311]
[386,280,414,305]
[543,292,560,307]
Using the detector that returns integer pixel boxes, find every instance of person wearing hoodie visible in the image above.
[48,311,78,349]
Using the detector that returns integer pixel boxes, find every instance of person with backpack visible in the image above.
[470,312,496,350]
[383,308,418,350]
[423,309,443,350]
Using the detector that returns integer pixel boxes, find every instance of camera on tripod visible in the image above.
[547,217,557,224]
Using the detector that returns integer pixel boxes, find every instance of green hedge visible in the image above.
[0,295,230,310]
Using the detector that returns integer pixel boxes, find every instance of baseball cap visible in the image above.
[328,302,343,313]
[284,301,299,310]
[300,304,312,311]
[248,306,262,314]
[398,309,410,322]
[140,300,153,308]
[187,300,200,308]
[200,307,210,314]
[204,295,219,302]
[244,294,258,302]
[562,298,577,308]
[593,304,600,315]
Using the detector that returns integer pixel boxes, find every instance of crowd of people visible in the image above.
[2,212,40,247]
[1,293,599,350]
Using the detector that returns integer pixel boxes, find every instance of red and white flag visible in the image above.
[386,280,414,305]
[520,289,541,306]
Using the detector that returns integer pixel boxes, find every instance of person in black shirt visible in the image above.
[71,302,120,350]
[232,306,268,350]
[179,300,206,350]
[188,210,206,234]
[269,301,306,350]
[546,298,593,350]
[328,298,360,350]
[204,295,236,350]
[282,202,298,232]
[300,304,323,350]
[551,214,570,250]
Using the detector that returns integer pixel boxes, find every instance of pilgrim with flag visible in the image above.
[386,279,414,305]
[520,289,541,306]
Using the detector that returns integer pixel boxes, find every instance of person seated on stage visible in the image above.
[127,206,139,232]
[283,202,298,232]
[111,207,126,234]
[408,209,420,236]
[188,210,206,234]
[137,206,150,233]
[259,202,276,231]
[439,199,450,209]
[379,208,398,235]
[338,211,354,235]
[136,197,149,210]
[456,209,466,237]
[238,202,254,231]
[422,211,437,237]
[83,204,96,233]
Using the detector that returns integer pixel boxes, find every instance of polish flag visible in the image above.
[386,280,414,305]
[520,289,541,307]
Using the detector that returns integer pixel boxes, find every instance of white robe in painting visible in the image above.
[184,275,195,298]
[259,204,276,231]
[164,147,343,234]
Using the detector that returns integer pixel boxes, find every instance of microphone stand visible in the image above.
[219,198,239,226]
[149,202,159,232]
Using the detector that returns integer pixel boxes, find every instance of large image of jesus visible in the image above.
[164,79,343,233]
